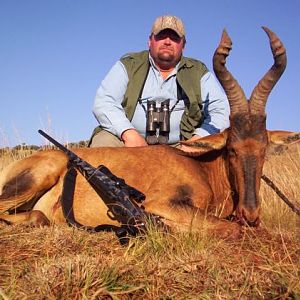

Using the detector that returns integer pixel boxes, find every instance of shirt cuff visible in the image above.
[193,127,219,137]
[113,122,135,139]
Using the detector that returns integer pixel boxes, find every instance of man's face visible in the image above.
[148,29,185,69]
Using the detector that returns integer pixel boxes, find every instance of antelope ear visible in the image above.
[268,130,300,145]
[179,130,228,156]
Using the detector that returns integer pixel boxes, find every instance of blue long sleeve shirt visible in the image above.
[93,55,230,144]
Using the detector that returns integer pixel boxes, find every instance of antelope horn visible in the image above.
[250,27,287,114]
[213,29,248,115]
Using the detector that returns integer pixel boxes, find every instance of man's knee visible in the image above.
[89,130,124,147]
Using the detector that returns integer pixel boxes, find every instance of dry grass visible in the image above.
[0,144,300,299]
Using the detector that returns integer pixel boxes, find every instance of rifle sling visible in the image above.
[61,165,127,234]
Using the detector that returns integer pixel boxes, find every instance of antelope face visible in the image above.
[227,114,268,226]
[213,26,287,226]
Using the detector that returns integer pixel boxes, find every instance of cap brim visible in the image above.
[152,28,184,38]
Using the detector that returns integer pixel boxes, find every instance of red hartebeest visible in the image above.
[0,27,299,238]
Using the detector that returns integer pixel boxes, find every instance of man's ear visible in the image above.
[182,37,186,49]
[268,130,300,145]
[179,130,228,156]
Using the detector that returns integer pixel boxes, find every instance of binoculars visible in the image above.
[146,99,170,145]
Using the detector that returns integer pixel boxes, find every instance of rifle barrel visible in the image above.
[38,130,69,152]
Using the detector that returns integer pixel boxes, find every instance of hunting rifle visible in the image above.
[38,130,162,236]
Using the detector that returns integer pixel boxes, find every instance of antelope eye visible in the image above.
[228,148,237,156]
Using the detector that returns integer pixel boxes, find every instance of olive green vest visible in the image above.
[89,50,208,144]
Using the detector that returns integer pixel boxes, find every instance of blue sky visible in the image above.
[1,0,299,147]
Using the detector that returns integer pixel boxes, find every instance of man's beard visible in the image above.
[157,49,175,63]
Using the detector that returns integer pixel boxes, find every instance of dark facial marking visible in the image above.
[242,155,259,210]
[0,169,33,199]
[170,185,194,207]
[230,114,267,141]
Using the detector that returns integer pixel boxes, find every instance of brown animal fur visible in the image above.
[0,130,299,239]
[1,28,299,239]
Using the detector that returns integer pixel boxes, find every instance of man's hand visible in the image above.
[121,129,148,147]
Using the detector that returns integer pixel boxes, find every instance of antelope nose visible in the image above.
[246,217,260,227]
[239,207,260,227]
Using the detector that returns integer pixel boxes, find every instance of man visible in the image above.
[89,15,229,147]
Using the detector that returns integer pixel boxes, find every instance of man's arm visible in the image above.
[193,71,230,137]
[92,61,147,147]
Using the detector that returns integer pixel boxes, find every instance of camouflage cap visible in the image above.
[151,15,185,38]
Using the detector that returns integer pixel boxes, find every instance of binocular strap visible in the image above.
[138,98,180,115]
